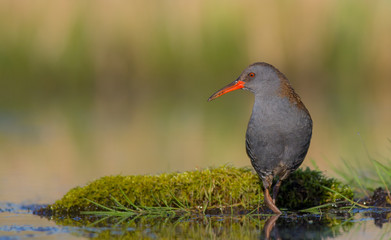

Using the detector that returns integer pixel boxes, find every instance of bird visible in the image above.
[208,62,312,214]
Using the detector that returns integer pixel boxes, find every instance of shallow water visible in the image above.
[1,203,391,239]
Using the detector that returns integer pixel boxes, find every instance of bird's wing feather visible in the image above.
[245,137,257,162]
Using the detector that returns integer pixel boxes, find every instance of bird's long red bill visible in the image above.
[208,80,245,101]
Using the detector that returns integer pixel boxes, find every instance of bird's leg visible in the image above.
[264,188,281,214]
[272,171,290,204]
[272,180,282,204]
[262,177,282,215]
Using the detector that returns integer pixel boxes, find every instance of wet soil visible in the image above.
[363,187,391,207]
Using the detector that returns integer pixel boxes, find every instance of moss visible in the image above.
[43,166,353,216]
[277,168,354,210]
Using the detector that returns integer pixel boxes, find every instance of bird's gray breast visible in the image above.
[245,96,312,178]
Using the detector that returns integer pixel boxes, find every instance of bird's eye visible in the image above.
[248,72,255,78]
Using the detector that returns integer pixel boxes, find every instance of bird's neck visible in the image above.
[252,81,283,108]
[252,94,283,113]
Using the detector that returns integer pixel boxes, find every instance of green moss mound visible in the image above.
[278,168,353,209]
[45,166,353,216]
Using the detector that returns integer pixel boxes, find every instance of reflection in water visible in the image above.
[260,213,355,240]
[367,210,391,228]
[263,215,280,240]
[1,204,390,239]
[44,211,359,239]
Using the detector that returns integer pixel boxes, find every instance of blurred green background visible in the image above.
[1,0,390,203]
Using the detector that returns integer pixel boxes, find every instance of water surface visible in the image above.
[1,203,391,239]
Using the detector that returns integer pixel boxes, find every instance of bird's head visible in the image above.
[208,62,284,101]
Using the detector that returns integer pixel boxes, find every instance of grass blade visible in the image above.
[321,185,368,209]
[84,198,116,212]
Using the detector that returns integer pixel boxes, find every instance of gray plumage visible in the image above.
[208,62,313,214]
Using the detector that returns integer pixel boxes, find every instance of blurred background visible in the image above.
[0,0,390,203]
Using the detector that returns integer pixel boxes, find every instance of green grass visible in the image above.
[82,188,191,218]
[334,142,391,199]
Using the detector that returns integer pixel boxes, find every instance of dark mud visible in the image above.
[363,187,391,207]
